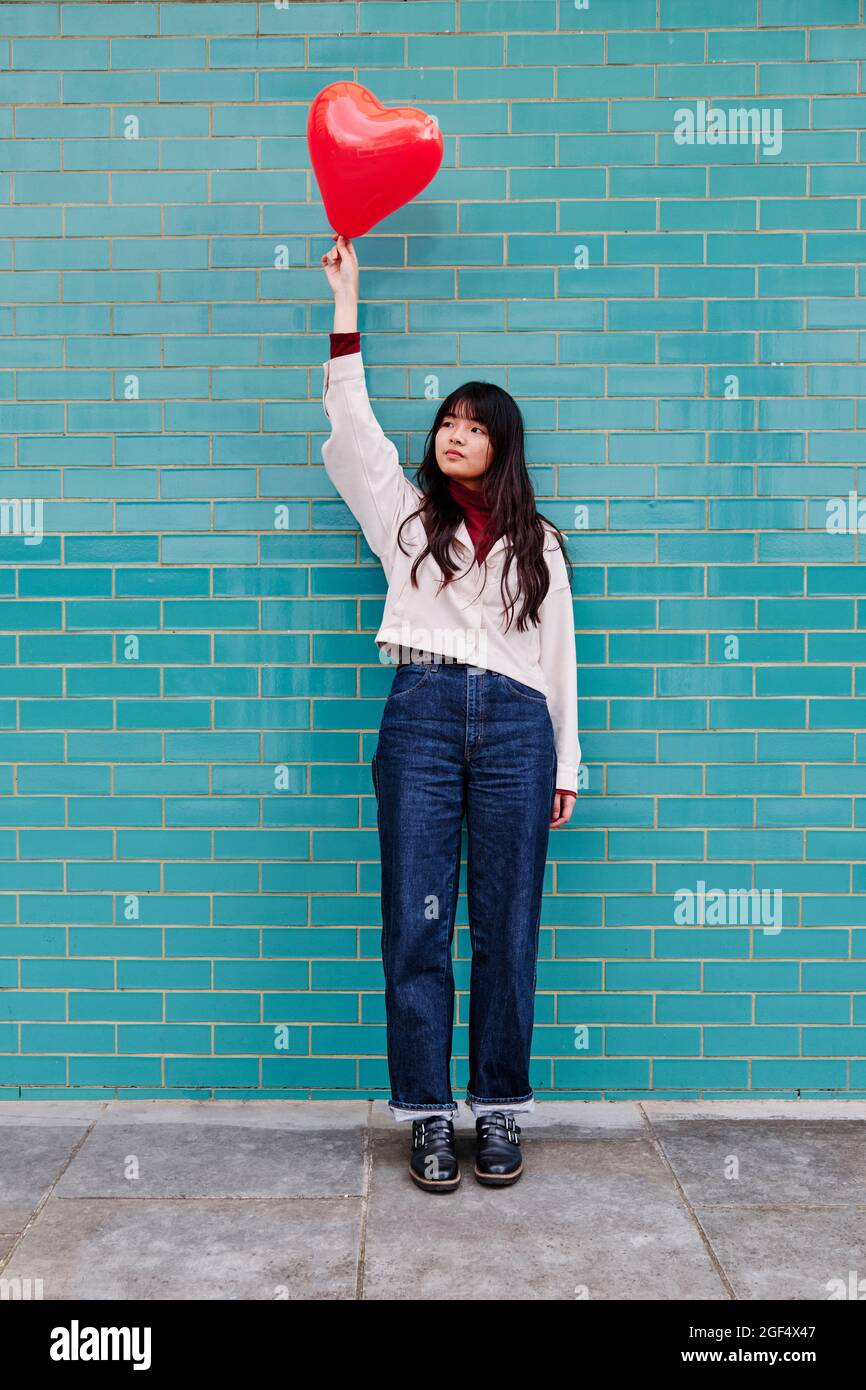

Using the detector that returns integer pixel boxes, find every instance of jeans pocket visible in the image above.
[387,666,432,700]
[500,673,548,705]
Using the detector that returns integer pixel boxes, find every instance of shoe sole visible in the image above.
[409,1168,461,1192]
[473,1160,524,1186]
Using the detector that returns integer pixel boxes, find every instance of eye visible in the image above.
[442,418,484,433]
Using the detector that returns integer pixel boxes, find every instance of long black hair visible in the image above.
[396,379,573,632]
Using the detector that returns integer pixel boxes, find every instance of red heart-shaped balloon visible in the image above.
[307,81,444,238]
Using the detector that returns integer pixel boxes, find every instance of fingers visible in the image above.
[321,235,357,277]
[323,235,356,266]
[549,795,575,828]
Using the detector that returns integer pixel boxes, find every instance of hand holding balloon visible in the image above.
[321,233,359,324]
[321,233,359,302]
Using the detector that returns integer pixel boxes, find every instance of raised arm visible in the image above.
[320,236,419,569]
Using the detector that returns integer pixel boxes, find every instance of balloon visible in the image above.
[307,81,443,238]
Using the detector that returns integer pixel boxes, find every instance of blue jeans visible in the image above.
[370,657,557,1123]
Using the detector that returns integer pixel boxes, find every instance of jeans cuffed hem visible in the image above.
[466,1089,535,1117]
[389,1100,458,1123]
[469,1097,536,1117]
[466,1088,534,1106]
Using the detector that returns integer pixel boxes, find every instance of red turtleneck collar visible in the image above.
[447,475,499,565]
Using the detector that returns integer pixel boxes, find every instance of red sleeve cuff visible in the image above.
[330,331,361,358]
[555,788,576,798]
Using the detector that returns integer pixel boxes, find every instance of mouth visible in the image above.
[445,450,464,459]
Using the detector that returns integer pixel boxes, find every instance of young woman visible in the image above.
[320,234,580,1193]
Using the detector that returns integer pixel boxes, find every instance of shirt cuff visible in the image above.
[330,330,361,358]
[555,788,577,798]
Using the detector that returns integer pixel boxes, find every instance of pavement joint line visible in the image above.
[636,1101,738,1301]
[355,1099,375,1301]
[0,1102,109,1279]
[679,1202,866,1212]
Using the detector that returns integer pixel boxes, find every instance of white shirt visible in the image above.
[321,350,581,794]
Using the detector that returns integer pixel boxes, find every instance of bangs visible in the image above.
[439,387,496,434]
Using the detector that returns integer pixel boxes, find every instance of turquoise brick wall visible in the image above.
[2,0,866,1100]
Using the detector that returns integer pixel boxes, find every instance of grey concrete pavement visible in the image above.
[1,1099,865,1300]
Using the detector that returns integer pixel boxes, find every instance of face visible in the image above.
[435,402,493,490]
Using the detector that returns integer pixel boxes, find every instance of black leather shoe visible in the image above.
[409,1116,460,1192]
[474,1111,524,1185]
